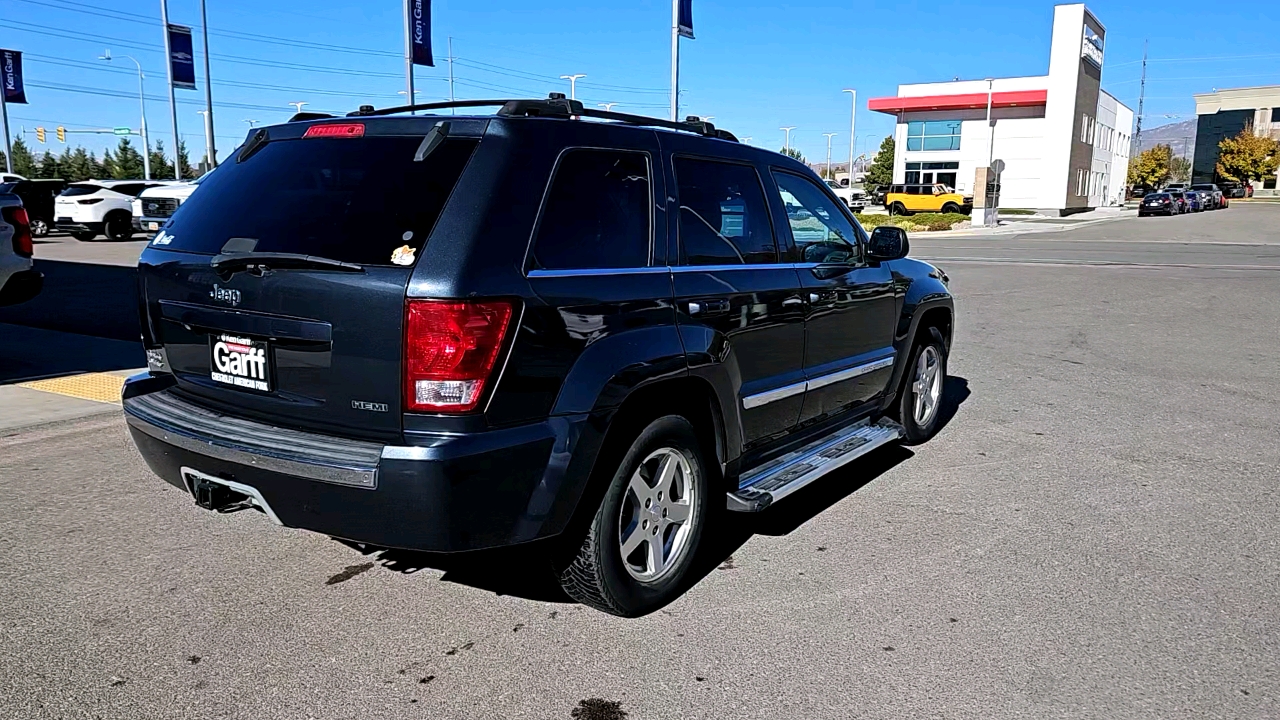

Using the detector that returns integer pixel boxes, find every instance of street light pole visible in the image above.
[823,133,837,179]
[288,101,308,115]
[842,88,856,183]
[195,110,213,173]
[244,119,258,128]
[159,0,182,179]
[985,78,995,170]
[559,74,586,101]
[780,126,796,151]
[198,0,215,167]
[100,50,151,180]
[598,103,617,112]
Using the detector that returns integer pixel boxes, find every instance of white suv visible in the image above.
[0,193,41,306]
[54,180,162,241]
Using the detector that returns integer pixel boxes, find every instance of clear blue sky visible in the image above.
[3,0,1279,165]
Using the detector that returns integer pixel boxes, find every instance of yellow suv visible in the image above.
[884,183,973,216]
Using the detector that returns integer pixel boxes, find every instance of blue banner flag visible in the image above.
[168,24,197,90]
[409,0,434,67]
[678,0,694,39]
[1,49,27,105]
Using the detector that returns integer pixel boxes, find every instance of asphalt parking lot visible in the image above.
[2,204,1278,719]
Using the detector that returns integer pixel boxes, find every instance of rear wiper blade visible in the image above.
[210,251,365,273]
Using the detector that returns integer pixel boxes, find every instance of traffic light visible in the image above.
[35,127,45,143]
[56,126,66,143]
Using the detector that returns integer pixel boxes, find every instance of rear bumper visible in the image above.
[123,374,596,552]
[0,268,43,306]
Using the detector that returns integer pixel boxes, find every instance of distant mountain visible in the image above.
[1136,118,1197,156]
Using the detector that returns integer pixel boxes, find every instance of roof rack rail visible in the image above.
[343,94,737,142]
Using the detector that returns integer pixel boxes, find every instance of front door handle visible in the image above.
[688,299,729,315]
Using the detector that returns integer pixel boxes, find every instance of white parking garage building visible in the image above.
[867,3,1132,216]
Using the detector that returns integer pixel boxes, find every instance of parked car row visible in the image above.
[0,190,41,307]
[1138,184,1228,217]
[0,175,213,242]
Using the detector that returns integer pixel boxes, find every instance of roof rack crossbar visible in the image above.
[339,95,737,142]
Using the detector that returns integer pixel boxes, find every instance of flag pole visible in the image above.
[404,0,416,115]
[1,83,11,174]
[160,0,181,179]
[669,0,679,121]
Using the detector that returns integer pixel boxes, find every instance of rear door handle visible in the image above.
[688,299,729,315]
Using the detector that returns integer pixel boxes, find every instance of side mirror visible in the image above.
[867,225,909,261]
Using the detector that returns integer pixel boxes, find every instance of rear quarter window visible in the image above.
[530,149,652,271]
[156,135,478,265]
[61,184,102,197]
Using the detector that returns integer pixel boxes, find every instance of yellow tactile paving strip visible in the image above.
[17,373,125,405]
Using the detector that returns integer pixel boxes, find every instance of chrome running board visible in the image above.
[726,418,903,512]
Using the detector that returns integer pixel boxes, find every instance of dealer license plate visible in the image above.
[148,221,159,231]
[209,333,272,392]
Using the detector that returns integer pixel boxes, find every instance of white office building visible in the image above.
[867,4,1132,215]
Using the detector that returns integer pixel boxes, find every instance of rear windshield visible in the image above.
[158,135,478,265]
[1190,185,1213,190]
[61,184,102,197]
[1148,193,1169,199]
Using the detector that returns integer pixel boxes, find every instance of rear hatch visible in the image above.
[137,119,481,441]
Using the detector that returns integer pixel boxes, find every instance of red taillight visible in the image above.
[3,206,32,258]
[303,122,366,139]
[404,300,513,413]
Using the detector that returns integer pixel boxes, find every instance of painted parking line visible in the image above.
[17,372,126,405]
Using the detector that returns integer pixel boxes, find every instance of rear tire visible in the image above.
[893,335,948,445]
[29,218,49,237]
[889,202,909,217]
[71,231,97,242]
[556,415,710,617]
[104,213,134,241]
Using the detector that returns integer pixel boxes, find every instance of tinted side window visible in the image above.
[530,149,652,271]
[675,157,776,265]
[772,171,858,264]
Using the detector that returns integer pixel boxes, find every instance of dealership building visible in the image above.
[1191,86,1280,196]
[868,4,1132,215]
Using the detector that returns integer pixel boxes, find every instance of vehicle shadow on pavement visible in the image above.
[336,376,972,610]
[0,259,142,341]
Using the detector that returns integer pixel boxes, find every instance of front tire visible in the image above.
[895,336,947,444]
[71,231,97,241]
[941,202,961,214]
[556,416,710,617]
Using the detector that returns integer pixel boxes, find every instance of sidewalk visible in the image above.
[0,323,144,433]
[917,207,1134,238]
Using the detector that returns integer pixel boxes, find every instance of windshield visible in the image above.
[156,135,479,265]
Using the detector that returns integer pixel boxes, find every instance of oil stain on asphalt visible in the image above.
[571,698,627,720]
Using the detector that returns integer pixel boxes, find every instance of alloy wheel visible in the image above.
[912,345,943,427]
[617,447,698,583]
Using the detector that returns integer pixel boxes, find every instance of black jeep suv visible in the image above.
[123,96,955,617]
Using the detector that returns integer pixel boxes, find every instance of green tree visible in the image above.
[36,151,62,179]
[1169,155,1191,183]
[1216,129,1280,184]
[177,139,197,179]
[60,147,98,182]
[1127,144,1172,188]
[149,140,174,180]
[779,146,807,163]
[9,138,37,177]
[865,136,895,188]
[106,138,145,179]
